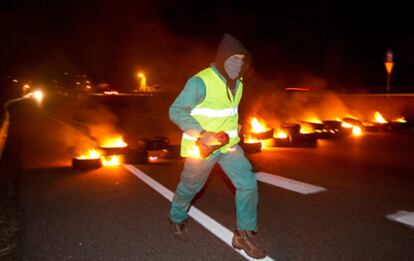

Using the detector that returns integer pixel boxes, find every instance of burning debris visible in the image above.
[72,136,128,169]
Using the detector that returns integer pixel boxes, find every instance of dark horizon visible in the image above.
[1,1,414,94]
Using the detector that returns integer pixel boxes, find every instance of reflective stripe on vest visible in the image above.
[180,67,243,158]
[191,107,238,118]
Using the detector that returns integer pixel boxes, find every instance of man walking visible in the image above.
[168,33,266,259]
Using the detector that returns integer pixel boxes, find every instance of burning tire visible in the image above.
[323,120,342,132]
[141,136,169,151]
[342,118,363,127]
[300,121,324,133]
[99,146,129,156]
[240,141,262,153]
[280,123,301,136]
[249,128,274,140]
[388,121,410,130]
[292,133,317,147]
[72,157,102,169]
[274,133,317,148]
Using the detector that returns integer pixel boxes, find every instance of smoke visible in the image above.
[240,75,413,131]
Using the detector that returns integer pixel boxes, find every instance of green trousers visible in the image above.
[169,144,258,231]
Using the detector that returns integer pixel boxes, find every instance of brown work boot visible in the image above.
[232,230,266,259]
[171,219,189,241]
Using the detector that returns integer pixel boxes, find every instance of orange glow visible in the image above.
[274,130,288,139]
[304,117,322,123]
[76,149,101,159]
[341,122,353,128]
[100,136,127,148]
[250,117,269,132]
[384,62,394,74]
[352,126,363,136]
[394,117,406,123]
[102,155,122,166]
[374,112,388,124]
[188,145,201,159]
[103,91,119,95]
[243,134,260,144]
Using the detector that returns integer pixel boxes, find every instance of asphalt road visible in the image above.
[11,94,414,260]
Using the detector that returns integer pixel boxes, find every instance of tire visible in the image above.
[342,118,363,127]
[124,148,147,164]
[280,123,301,136]
[322,120,342,131]
[72,158,102,169]
[249,128,274,140]
[141,136,169,151]
[98,146,129,156]
[240,141,262,153]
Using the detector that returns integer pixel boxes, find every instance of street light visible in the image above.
[137,72,147,92]
[0,90,44,159]
[384,50,394,93]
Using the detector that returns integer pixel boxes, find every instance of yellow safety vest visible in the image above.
[180,67,242,158]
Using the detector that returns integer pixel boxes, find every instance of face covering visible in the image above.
[224,55,244,80]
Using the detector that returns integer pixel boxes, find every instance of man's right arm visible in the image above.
[169,77,206,137]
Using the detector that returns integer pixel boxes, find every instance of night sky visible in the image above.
[2,1,414,94]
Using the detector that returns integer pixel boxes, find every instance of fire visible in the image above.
[77,149,101,159]
[275,130,288,139]
[102,156,122,166]
[305,117,322,124]
[100,136,127,148]
[243,134,260,144]
[394,117,406,123]
[250,117,269,132]
[341,121,363,137]
[341,122,353,128]
[352,126,362,136]
[374,111,388,124]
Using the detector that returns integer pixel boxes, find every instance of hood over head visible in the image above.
[214,33,251,80]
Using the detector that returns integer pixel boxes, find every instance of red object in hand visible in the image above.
[214,131,229,144]
[196,131,230,158]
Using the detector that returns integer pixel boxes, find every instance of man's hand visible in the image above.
[214,131,229,144]
[196,131,230,158]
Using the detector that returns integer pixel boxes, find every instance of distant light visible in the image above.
[23,84,30,89]
[31,90,44,103]
[13,79,18,83]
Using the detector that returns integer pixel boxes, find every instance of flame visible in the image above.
[102,155,121,166]
[250,118,269,133]
[341,122,353,128]
[352,126,362,136]
[188,145,201,159]
[243,134,260,144]
[275,130,288,139]
[305,117,322,123]
[77,149,101,159]
[394,117,406,123]
[374,112,388,124]
[100,136,127,148]
[341,121,363,137]
[300,126,314,134]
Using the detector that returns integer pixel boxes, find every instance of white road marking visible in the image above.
[255,172,327,194]
[387,210,414,228]
[124,164,275,261]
